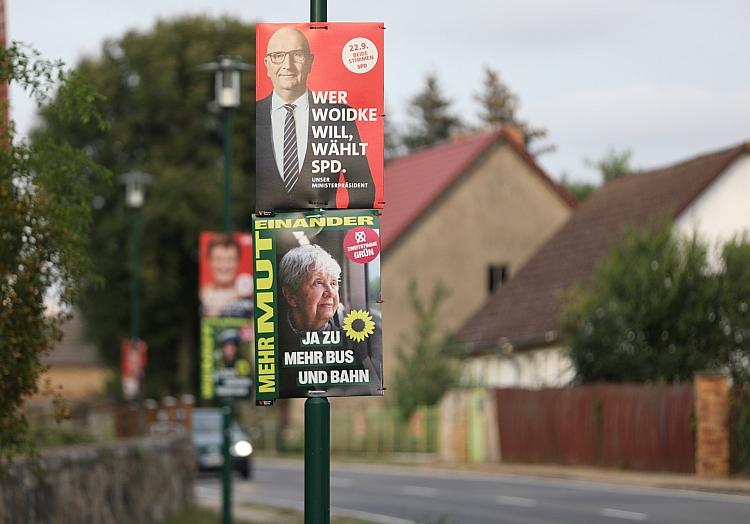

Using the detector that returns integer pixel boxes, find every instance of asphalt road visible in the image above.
[196,458,750,524]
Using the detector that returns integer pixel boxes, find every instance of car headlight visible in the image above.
[231,440,253,457]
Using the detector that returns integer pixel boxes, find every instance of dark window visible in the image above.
[488,264,508,293]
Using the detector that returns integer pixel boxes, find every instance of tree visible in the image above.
[402,73,462,152]
[474,66,518,126]
[0,43,109,465]
[559,172,596,202]
[393,281,459,419]
[559,146,635,203]
[32,17,256,396]
[474,66,554,156]
[561,224,750,384]
[716,239,750,384]
[586,147,633,183]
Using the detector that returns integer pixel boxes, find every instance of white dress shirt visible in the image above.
[271,90,309,182]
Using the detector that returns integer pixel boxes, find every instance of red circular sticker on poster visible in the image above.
[343,226,380,264]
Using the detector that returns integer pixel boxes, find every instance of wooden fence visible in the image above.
[495,384,695,472]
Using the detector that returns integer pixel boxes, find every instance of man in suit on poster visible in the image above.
[256,26,375,211]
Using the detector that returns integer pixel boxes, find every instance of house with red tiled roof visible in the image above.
[379,128,576,383]
[456,142,750,388]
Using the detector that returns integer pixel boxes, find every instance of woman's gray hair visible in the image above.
[279,244,341,295]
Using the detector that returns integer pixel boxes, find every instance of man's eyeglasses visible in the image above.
[266,49,309,65]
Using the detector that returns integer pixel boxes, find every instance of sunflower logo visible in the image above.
[343,309,376,343]
[235,359,251,376]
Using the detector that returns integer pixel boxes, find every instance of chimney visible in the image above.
[503,125,525,149]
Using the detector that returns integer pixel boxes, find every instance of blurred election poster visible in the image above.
[255,22,384,212]
[199,231,254,318]
[200,318,254,400]
[121,338,147,400]
[252,209,383,404]
[199,231,254,400]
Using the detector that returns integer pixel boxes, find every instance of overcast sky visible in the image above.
[8,0,750,183]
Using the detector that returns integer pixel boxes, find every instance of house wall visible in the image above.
[381,143,572,383]
[40,367,112,400]
[676,152,750,254]
[464,346,575,388]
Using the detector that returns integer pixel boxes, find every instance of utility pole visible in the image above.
[305,5,331,524]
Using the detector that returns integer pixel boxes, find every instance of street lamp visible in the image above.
[200,56,252,524]
[199,56,253,232]
[121,170,152,208]
[120,170,152,430]
[209,56,252,109]
[120,170,152,339]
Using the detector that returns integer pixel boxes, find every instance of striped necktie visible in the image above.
[282,103,299,193]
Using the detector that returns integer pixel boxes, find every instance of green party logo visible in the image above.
[343,309,375,343]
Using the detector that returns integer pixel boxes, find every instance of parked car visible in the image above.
[191,407,253,479]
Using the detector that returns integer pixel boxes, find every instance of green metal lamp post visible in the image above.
[306,4,330,524]
[311,0,327,22]
[121,170,152,344]
[201,55,252,524]
[120,170,152,432]
[200,57,253,232]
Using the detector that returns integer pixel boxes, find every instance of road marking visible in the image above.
[277,458,750,505]
[332,507,415,524]
[401,485,438,497]
[198,486,416,524]
[331,476,354,488]
[495,495,538,507]
[601,508,648,521]
[253,459,750,506]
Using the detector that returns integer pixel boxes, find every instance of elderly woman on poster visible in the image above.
[277,244,380,397]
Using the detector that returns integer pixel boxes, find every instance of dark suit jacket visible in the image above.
[256,93,375,212]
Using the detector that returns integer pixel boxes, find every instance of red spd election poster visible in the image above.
[121,339,147,400]
[199,231,254,318]
[256,22,384,212]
